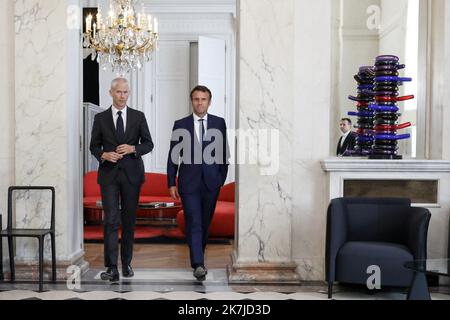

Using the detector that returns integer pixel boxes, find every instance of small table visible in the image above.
[137,203,183,226]
[404,259,450,300]
[84,202,183,227]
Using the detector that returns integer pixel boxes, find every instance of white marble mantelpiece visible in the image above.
[321,158,450,263]
[322,158,450,172]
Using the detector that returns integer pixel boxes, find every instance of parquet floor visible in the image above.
[84,242,234,269]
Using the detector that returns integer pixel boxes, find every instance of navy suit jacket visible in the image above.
[167,114,229,194]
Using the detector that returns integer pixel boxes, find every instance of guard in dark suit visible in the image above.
[337,118,357,156]
[167,85,229,281]
[90,78,154,282]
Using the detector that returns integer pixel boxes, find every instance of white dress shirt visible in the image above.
[340,130,351,148]
[193,113,208,143]
[112,105,128,132]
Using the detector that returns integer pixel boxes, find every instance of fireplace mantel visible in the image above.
[321,158,450,173]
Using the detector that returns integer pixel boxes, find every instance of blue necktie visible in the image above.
[116,111,125,143]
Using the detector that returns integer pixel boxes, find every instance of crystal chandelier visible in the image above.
[83,0,159,75]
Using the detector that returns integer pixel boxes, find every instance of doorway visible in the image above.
[81,1,237,274]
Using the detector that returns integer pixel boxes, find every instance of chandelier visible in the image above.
[83,0,159,75]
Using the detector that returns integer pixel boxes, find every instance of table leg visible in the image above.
[407,272,431,300]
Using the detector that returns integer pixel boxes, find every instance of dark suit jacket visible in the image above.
[336,131,357,156]
[167,114,229,194]
[90,107,154,185]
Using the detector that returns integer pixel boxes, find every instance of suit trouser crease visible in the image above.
[180,180,220,268]
[100,169,141,268]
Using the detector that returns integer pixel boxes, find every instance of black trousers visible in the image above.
[100,169,141,268]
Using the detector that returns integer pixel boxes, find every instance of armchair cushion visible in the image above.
[336,241,414,287]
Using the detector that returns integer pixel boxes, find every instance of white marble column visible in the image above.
[230,0,334,283]
[228,0,299,283]
[291,0,333,281]
[12,0,86,279]
[428,0,450,160]
[0,1,15,226]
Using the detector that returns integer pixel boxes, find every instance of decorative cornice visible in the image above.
[145,0,236,17]
[156,17,234,35]
[321,158,450,172]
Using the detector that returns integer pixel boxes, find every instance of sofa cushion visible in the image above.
[139,196,182,206]
[336,241,414,287]
[141,173,172,197]
[84,171,101,197]
[83,196,101,206]
[218,183,235,202]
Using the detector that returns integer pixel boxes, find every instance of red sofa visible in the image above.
[83,171,235,239]
[176,183,235,238]
[83,171,182,223]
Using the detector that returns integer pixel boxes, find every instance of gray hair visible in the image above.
[110,78,129,91]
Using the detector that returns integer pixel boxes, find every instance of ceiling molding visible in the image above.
[143,0,236,17]
[84,0,236,17]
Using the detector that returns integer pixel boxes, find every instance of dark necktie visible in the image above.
[199,119,205,144]
[199,119,205,166]
[116,111,125,143]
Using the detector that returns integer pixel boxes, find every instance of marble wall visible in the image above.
[0,1,15,247]
[291,0,332,280]
[232,0,333,282]
[12,0,84,273]
[235,0,294,263]
[235,0,450,282]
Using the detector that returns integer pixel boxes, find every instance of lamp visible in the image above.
[83,0,159,75]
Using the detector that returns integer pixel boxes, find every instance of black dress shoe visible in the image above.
[101,267,120,282]
[193,266,207,281]
[122,265,134,278]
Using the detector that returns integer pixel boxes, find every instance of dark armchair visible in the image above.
[325,197,431,299]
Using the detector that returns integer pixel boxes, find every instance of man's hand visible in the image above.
[169,186,180,200]
[116,144,135,156]
[101,152,123,163]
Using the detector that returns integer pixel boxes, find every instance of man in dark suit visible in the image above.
[337,118,357,157]
[167,85,229,281]
[90,78,154,282]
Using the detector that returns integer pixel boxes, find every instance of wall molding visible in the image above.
[341,27,379,41]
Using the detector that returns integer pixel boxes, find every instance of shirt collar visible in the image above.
[342,130,351,139]
[193,113,208,122]
[112,105,127,116]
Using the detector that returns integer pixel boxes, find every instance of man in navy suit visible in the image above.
[167,85,229,281]
[90,78,154,282]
